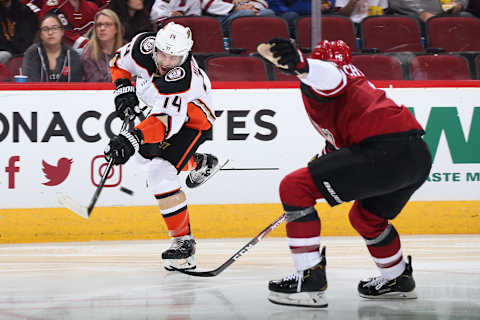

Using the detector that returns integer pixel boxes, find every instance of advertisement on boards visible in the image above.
[0,86,479,209]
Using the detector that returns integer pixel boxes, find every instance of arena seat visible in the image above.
[0,63,9,82]
[230,16,289,55]
[204,55,269,81]
[409,54,472,80]
[7,56,24,80]
[426,16,480,52]
[296,15,357,52]
[360,16,423,53]
[163,16,226,54]
[352,54,404,80]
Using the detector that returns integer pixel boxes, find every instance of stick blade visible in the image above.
[256,43,288,69]
[170,266,219,277]
[57,193,89,219]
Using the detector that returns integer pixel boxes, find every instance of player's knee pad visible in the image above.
[147,158,182,196]
[348,202,388,239]
[279,168,318,209]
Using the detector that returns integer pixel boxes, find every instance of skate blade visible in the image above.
[163,256,196,272]
[268,291,328,308]
[359,290,417,300]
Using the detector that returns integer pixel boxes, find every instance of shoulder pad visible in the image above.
[152,54,193,94]
[131,32,157,77]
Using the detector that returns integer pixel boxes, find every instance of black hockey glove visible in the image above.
[268,38,309,76]
[104,129,143,165]
[113,78,141,120]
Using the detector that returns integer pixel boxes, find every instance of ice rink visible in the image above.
[1,235,479,320]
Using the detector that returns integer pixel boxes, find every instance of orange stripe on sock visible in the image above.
[163,208,190,237]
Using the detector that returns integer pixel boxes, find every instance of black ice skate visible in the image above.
[162,235,196,271]
[268,247,328,308]
[186,153,227,188]
[358,255,417,299]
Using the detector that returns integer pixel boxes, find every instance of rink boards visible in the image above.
[0,81,479,242]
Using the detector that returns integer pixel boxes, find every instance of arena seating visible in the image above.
[426,16,480,52]
[204,55,269,81]
[409,54,472,80]
[230,16,290,55]
[360,16,423,53]
[352,54,404,80]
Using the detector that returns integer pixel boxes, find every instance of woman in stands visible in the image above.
[81,9,124,82]
[108,0,154,42]
[22,13,82,82]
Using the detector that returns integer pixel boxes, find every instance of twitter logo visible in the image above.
[42,158,73,186]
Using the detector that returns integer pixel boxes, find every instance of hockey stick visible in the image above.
[172,213,286,277]
[58,117,130,219]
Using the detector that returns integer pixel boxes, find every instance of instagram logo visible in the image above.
[90,155,122,187]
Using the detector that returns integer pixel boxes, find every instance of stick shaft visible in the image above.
[86,118,129,216]
[175,213,286,277]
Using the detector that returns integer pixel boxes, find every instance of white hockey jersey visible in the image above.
[111,32,216,140]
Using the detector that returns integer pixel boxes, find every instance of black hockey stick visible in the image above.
[172,213,286,277]
[58,117,130,219]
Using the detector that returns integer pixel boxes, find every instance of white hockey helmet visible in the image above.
[153,22,194,68]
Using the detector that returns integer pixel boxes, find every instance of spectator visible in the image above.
[39,0,99,54]
[388,0,473,22]
[201,0,275,35]
[336,0,388,24]
[466,0,480,17]
[150,0,201,26]
[22,13,82,82]
[108,0,154,42]
[268,0,335,38]
[0,0,38,64]
[81,9,124,82]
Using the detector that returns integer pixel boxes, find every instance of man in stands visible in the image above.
[105,22,222,271]
[389,0,473,21]
[258,38,432,307]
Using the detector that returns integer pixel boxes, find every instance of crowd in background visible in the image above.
[0,0,479,82]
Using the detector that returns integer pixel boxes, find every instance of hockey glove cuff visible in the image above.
[104,129,142,165]
[114,78,141,120]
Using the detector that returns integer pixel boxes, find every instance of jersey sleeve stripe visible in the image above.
[311,71,347,97]
[192,99,216,124]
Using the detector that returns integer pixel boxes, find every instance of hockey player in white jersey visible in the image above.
[105,22,222,270]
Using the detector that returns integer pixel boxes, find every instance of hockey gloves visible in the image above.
[104,129,142,165]
[268,38,309,76]
[113,78,141,120]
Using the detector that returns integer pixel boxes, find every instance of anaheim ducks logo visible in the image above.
[165,67,186,82]
[140,36,155,54]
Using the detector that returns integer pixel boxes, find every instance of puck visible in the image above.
[120,186,134,196]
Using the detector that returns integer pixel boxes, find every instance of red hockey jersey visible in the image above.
[299,59,423,149]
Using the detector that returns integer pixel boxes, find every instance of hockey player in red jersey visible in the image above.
[104,22,223,271]
[258,38,432,307]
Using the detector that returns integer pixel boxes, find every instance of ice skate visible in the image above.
[162,235,196,271]
[358,255,417,299]
[268,247,328,308]
[186,153,227,188]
